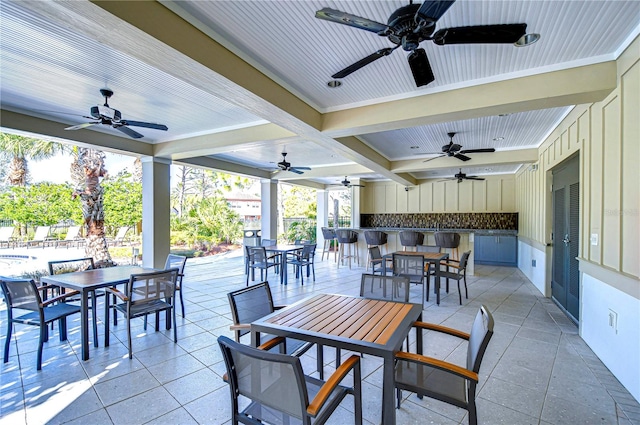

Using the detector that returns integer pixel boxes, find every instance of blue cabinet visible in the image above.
[474,234,517,266]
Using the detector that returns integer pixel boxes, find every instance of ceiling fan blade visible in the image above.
[423,154,446,163]
[465,176,485,180]
[315,8,389,34]
[65,122,98,130]
[416,0,456,22]
[122,120,168,131]
[407,48,434,87]
[288,168,304,175]
[459,148,496,154]
[332,47,397,79]
[115,125,144,139]
[454,153,472,161]
[433,24,527,45]
[292,167,311,171]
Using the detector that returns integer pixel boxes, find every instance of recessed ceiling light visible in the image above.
[327,80,342,88]
[493,137,504,141]
[410,146,419,149]
[498,113,510,117]
[514,33,540,47]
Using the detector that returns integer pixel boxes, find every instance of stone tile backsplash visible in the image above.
[360,212,518,230]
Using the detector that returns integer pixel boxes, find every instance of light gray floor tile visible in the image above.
[106,386,180,425]
[93,368,160,406]
[146,354,206,385]
[144,407,198,425]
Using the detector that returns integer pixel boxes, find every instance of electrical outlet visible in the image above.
[591,233,599,246]
[608,309,618,334]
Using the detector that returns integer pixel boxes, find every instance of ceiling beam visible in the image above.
[154,123,295,159]
[175,157,272,180]
[0,109,153,156]
[321,62,617,138]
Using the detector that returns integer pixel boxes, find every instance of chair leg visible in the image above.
[59,317,68,341]
[127,316,133,359]
[464,273,468,299]
[396,388,402,409]
[172,307,178,343]
[4,320,12,363]
[179,288,185,317]
[458,280,462,305]
[37,325,45,371]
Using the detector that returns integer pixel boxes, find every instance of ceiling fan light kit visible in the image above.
[316,0,531,87]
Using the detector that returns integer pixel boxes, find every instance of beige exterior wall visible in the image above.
[515,35,640,402]
[360,174,516,214]
[515,35,640,289]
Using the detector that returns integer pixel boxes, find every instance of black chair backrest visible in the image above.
[360,274,410,302]
[364,230,388,246]
[125,269,179,306]
[368,246,382,261]
[300,243,316,259]
[458,251,471,269]
[164,254,187,274]
[434,232,461,249]
[321,227,336,239]
[392,253,425,284]
[416,245,441,253]
[261,239,277,246]
[218,335,309,419]
[251,246,269,264]
[0,277,41,313]
[48,257,95,275]
[399,231,424,247]
[227,282,276,340]
[336,229,358,243]
[467,306,494,373]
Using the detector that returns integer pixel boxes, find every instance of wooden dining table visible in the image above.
[40,265,156,361]
[251,293,423,425]
[262,244,304,285]
[382,251,450,305]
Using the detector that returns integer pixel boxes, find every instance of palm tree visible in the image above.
[0,133,66,186]
[71,148,115,267]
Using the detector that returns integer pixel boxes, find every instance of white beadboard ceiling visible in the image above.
[1,0,639,184]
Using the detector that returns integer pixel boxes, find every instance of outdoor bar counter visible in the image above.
[332,228,519,275]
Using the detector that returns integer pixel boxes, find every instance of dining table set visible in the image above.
[40,265,157,361]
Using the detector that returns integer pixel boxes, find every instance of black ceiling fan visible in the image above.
[315,0,533,87]
[276,152,311,174]
[65,89,168,139]
[424,132,495,162]
[340,176,364,188]
[440,168,485,183]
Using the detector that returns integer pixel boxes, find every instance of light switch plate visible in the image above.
[590,233,598,246]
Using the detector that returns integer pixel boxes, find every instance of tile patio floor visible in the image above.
[1,248,639,424]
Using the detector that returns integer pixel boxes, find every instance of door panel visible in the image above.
[551,155,580,322]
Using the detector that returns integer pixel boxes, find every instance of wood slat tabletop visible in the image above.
[265,293,415,345]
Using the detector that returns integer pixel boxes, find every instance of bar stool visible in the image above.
[399,230,424,251]
[434,231,461,260]
[320,227,338,262]
[364,230,388,270]
[336,229,359,269]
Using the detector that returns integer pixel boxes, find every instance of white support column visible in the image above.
[141,156,171,268]
[351,180,361,229]
[260,179,278,240]
[317,190,329,244]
